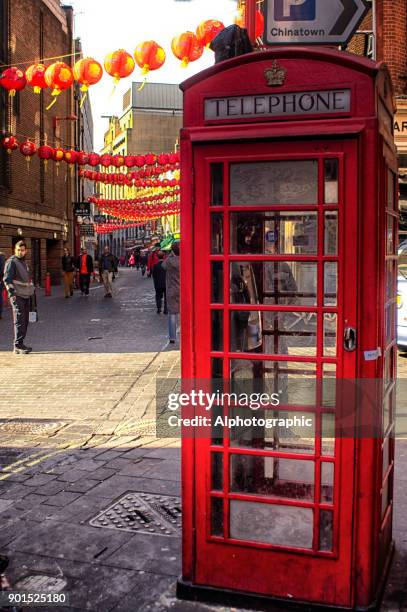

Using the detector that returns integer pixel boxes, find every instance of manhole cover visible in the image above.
[90,492,181,537]
[14,575,67,592]
[0,420,65,435]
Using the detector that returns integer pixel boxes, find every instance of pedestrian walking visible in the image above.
[147,245,160,277]
[162,242,180,343]
[140,251,148,276]
[61,247,75,298]
[128,253,135,269]
[152,251,168,314]
[99,245,117,298]
[0,249,5,320]
[3,240,35,354]
[76,248,93,296]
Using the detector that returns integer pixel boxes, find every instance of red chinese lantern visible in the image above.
[235,7,264,39]
[100,154,112,168]
[135,155,146,167]
[145,153,156,166]
[112,155,125,168]
[0,67,27,96]
[171,32,204,67]
[88,153,100,167]
[76,151,89,166]
[44,62,74,109]
[125,155,136,168]
[104,50,135,84]
[134,41,166,76]
[64,149,78,165]
[37,144,54,169]
[2,136,19,154]
[53,147,65,163]
[73,57,103,91]
[25,64,47,94]
[19,140,36,170]
[196,20,225,47]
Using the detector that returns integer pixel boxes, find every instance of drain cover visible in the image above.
[14,575,67,592]
[90,492,181,537]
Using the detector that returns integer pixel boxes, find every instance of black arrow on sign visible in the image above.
[330,0,358,35]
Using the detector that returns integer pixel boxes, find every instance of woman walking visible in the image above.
[61,247,75,298]
[162,242,180,343]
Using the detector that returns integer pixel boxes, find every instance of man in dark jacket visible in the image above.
[0,250,5,319]
[61,247,75,298]
[152,251,168,314]
[76,248,93,296]
[162,242,180,343]
[99,245,117,298]
[3,240,35,354]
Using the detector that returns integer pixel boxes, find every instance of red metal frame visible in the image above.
[179,48,397,610]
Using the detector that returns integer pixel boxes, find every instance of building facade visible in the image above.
[0,0,77,284]
[97,82,183,258]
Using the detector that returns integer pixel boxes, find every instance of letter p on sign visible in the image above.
[275,0,316,21]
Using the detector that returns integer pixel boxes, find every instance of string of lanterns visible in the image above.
[0,18,227,105]
[1,136,180,169]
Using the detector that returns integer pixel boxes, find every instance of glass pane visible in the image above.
[387,215,395,255]
[211,404,224,446]
[211,163,224,205]
[229,406,315,454]
[385,304,395,346]
[322,364,337,408]
[382,436,390,481]
[211,452,223,491]
[386,261,395,300]
[230,455,314,501]
[212,357,223,380]
[319,510,333,551]
[324,313,337,357]
[230,500,313,548]
[230,211,317,255]
[381,479,389,520]
[388,169,395,209]
[211,497,223,536]
[321,462,334,503]
[230,310,317,356]
[324,211,338,255]
[211,261,224,303]
[230,261,317,306]
[322,412,335,456]
[324,262,337,306]
[230,160,318,206]
[211,214,223,254]
[324,159,338,204]
[211,310,223,351]
[230,360,317,406]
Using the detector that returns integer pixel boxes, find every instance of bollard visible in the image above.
[44,272,51,297]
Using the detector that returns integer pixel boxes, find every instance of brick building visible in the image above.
[0,0,75,285]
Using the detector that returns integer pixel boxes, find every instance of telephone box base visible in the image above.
[176,572,391,612]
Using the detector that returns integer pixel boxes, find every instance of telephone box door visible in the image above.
[191,138,359,607]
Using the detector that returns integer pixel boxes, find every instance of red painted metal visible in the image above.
[179,47,397,610]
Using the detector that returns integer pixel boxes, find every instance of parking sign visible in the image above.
[274,0,316,21]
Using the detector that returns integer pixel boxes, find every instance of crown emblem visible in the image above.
[265,61,287,87]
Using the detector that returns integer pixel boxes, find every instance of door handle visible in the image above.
[344,327,357,352]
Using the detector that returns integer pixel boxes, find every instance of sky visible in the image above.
[64,0,239,150]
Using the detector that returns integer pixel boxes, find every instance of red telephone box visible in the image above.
[178,47,398,610]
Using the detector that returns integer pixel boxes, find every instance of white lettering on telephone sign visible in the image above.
[265,0,369,45]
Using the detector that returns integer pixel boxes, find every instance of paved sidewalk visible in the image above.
[0,270,406,611]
